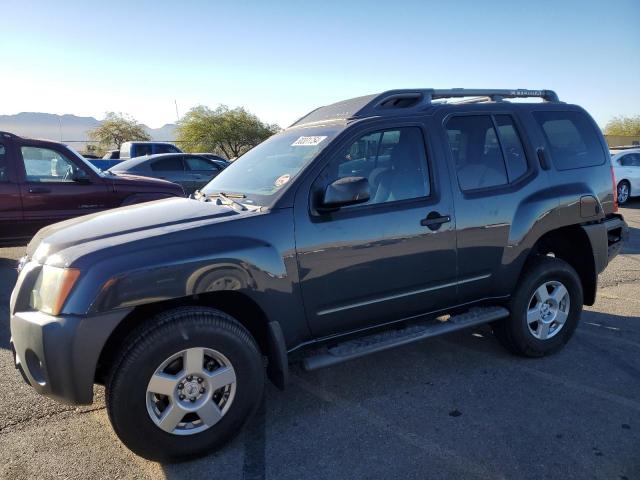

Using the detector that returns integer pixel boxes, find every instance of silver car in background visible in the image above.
[108,153,227,195]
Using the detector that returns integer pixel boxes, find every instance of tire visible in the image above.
[106,306,264,462]
[617,180,630,205]
[493,256,583,357]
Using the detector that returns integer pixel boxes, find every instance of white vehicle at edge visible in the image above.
[611,148,640,204]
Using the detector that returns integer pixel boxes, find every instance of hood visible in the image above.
[27,197,255,265]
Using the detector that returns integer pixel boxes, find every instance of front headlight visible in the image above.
[30,265,80,315]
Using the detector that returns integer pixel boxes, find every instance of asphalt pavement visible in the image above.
[0,203,639,480]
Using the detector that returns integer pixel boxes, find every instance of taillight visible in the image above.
[611,166,618,212]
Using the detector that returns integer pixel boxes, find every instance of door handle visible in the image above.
[28,187,51,194]
[421,211,451,231]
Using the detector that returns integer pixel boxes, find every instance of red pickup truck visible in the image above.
[0,131,184,245]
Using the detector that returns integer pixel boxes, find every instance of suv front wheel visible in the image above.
[106,306,264,462]
[493,256,583,357]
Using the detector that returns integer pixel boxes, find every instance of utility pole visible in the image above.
[174,100,180,121]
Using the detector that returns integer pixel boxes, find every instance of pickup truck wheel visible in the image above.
[493,256,583,357]
[105,306,264,462]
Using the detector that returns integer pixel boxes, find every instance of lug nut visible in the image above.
[200,387,206,394]
[186,375,193,381]
[190,398,196,403]
[197,377,203,383]
[177,383,184,390]
[179,394,185,400]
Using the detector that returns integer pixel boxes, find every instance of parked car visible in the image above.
[0,131,184,244]
[10,89,627,461]
[119,141,182,160]
[611,147,640,204]
[193,153,229,163]
[108,153,227,194]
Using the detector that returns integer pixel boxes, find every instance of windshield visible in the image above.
[201,126,342,205]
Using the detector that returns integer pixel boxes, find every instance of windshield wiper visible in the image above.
[215,192,247,211]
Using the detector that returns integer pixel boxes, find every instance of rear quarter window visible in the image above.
[533,111,605,170]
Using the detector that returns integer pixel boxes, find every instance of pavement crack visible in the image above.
[0,405,105,435]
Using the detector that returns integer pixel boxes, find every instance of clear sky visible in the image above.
[1,0,638,129]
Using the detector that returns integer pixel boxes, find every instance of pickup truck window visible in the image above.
[0,144,7,182]
[533,111,605,170]
[325,127,430,206]
[446,115,509,191]
[20,146,88,183]
[155,144,181,154]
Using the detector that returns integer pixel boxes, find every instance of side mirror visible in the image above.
[320,176,370,210]
[73,172,91,184]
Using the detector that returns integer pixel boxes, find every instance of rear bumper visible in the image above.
[10,308,132,405]
[581,214,628,273]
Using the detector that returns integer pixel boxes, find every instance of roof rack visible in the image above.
[290,88,560,127]
[426,88,560,103]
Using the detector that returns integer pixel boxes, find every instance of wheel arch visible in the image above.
[523,225,597,306]
[95,291,288,389]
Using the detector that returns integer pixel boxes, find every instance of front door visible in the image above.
[295,122,457,338]
[17,144,110,233]
[0,139,25,242]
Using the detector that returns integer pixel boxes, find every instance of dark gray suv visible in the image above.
[10,89,627,461]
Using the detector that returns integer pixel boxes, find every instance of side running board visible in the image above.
[302,306,509,371]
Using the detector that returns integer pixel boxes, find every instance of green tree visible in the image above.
[89,112,151,150]
[604,115,640,137]
[176,105,280,159]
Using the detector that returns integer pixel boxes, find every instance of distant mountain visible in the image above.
[0,112,177,150]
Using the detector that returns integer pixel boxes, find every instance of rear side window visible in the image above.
[533,111,605,170]
[0,144,7,182]
[494,115,528,181]
[620,153,640,167]
[185,156,217,171]
[151,157,184,171]
[446,116,508,191]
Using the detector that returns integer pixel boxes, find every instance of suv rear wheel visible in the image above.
[493,256,583,357]
[106,306,264,462]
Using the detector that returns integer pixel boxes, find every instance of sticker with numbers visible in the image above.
[291,136,327,147]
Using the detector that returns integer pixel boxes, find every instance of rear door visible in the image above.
[149,156,192,191]
[17,142,111,232]
[0,136,25,241]
[183,155,222,191]
[437,108,548,303]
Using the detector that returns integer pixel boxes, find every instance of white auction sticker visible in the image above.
[291,136,327,147]
[275,174,291,187]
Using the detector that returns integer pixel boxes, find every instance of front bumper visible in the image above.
[10,308,131,405]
